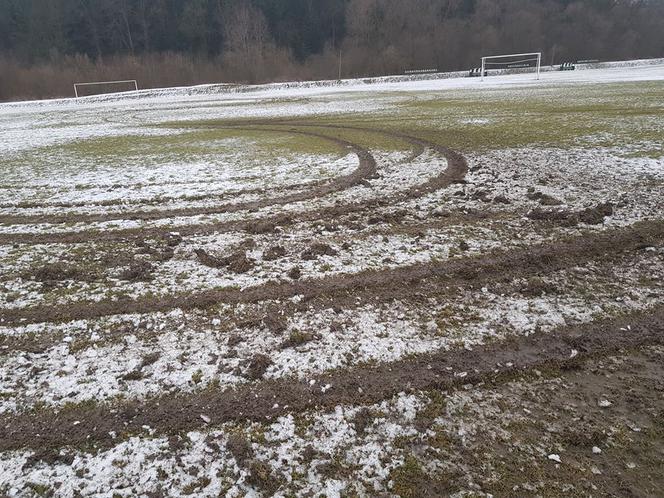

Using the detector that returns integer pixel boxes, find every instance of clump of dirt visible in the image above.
[527,191,563,206]
[194,249,254,273]
[302,243,338,260]
[246,460,282,494]
[246,354,272,380]
[288,267,302,280]
[135,238,150,250]
[263,245,287,261]
[227,252,254,274]
[280,330,315,350]
[226,433,253,464]
[579,202,614,225]
[527,202,614,226]
[520,277,559,297]
[23,447,74,468]
[390,455,460,498]
[119,260,155,282]
[33,263,84,285]
[263,312,287,334]
[316,460,357,479]
[493,194,511,204]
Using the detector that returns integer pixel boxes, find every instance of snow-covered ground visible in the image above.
[2,57,663,111]
[0,59,663,497]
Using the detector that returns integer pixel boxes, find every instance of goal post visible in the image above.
[481,52,542,81]
[73,79,139,98]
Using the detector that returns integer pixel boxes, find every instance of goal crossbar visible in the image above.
[74,79,138,98]
[481,52,542,81]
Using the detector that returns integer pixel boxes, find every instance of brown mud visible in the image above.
[527,202,615,226]
[2,305,662,455]
[1,219,661,328]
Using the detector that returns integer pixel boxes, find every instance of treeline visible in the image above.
[0,0,663,101]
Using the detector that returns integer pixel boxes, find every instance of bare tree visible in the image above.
[109,0,135,55]
[223,0,274,81]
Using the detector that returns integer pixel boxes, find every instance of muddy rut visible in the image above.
[2,304,662,455]
[1,220,661,327]
[0,127,377,225]
[2,120,664,465]
[0,124,466,245]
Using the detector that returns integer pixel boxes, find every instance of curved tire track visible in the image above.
[0,127,377,225]
[0,125,464,245]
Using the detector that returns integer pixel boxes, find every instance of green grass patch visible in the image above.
[0,126,348,176]
[263,80,664,153]
[162,120,414,154]
[64,127,344,159]
[4,80,662,184]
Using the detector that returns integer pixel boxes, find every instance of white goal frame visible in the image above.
[74,79,138,98]
[481,52,541,81]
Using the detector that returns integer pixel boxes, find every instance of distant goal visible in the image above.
[74,79,139,98]
[481,52,542,80]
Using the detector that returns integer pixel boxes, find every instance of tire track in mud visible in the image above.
[0,125,462,245]
[0,176,332,211]
[0,127,378,225]
[0,126,426,211]
[0,173,267,195]
[1,220,661,328]
[2,304,663,455]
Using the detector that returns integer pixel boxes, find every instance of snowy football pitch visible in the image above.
[1,61,663,497]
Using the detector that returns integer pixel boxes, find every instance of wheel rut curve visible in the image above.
[0,124,466,245]
[0,127,377,225]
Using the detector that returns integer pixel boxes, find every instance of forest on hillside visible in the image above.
[1,0,663,100]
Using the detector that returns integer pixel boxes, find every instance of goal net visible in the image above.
[74,80,139,98]
[481,52,542,80]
